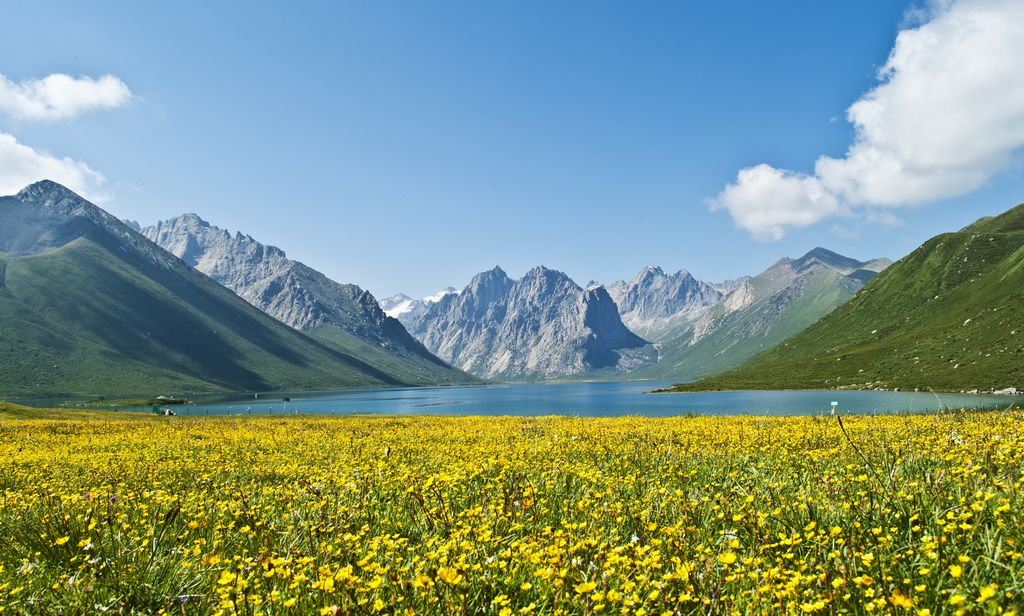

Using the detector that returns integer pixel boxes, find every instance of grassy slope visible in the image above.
[307,324,482,386]
[632,267,859,381]
[671,204,1024,392]
[0,231,413,397]
[0,401,151,421]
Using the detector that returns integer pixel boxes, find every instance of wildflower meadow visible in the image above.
[0,410,1021,614]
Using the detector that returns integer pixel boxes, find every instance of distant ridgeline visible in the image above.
[386,248,891,383]
[610,249,891,382]
[670,202,1024,393]
[6,180,1016,397]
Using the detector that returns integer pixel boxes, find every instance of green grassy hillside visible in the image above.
[0,182,434,397]
[670,203,1024,392]
[306,324,479,386]
[0,234,411,396]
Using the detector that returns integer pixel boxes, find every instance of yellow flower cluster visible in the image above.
[0,410,1021,614]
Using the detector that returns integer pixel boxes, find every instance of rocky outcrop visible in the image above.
[1,181,178,269]
[408,266,653,379]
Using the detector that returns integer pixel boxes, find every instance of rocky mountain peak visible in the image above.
[13,180,114,229]
[425,287,458,302]
[605,264,722,340]
[467,266,513,295]
[381,287,459,324]
[633,264,665,281]
[17,179,82,202]
[1,181,176,268]
[520,266,578,291]
[581,286,650,360]
[178,212,210,227]
[690,247,891,352]
[408,265,653,379]
[794,247,865,274]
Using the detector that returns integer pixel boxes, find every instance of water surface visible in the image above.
[162,382,1013,417]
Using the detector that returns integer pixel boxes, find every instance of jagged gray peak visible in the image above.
[605,265,722,340]
[141,214,431,356]
[409,265,652,379]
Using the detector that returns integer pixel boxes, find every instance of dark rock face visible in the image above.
[409,266,652,379]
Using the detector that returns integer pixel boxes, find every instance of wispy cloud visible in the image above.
[0,73,133,121]
[0,132,108,201]
[0,72,132,199]
[713,0,1024,240]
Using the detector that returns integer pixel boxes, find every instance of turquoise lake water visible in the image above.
[164,382,1014,417]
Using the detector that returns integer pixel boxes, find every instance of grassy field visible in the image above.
[0,401,148,421]
[0,410,1021,614]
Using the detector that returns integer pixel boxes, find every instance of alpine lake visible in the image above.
[74,381,1018,417]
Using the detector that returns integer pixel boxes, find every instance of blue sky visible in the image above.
[1,1,1022,298]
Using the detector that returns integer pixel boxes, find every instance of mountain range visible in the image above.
[6,179,1014,398]
[671,204,1024,392]
[141,214,473,387]
[0,181,459,396]
[405,266,655,380]
[391,248,889,382]
[624,248,891,381]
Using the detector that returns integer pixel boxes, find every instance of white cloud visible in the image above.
[714,0,1024,239]
[0,132,108,201]
[711,164,842,241]
[0,73,133,121]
